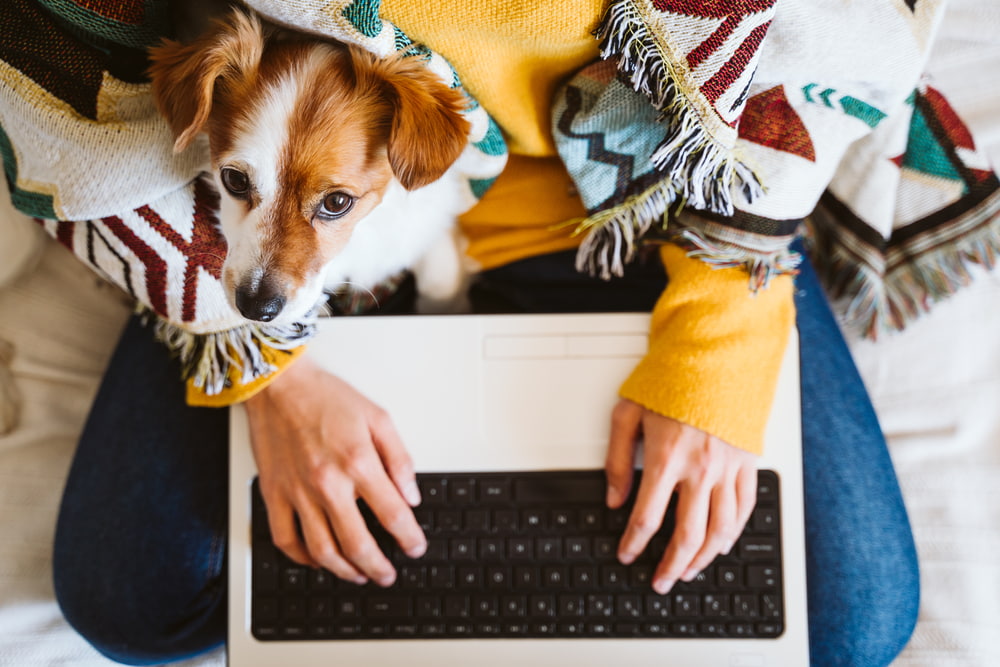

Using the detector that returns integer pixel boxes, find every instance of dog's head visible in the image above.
[149,10,470,323]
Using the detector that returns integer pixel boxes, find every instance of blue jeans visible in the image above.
[53,242,918,666]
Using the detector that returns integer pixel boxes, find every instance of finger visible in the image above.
[683,475,738,577]
[355,467,428,560]
[295,500,368,584]
[264,492,317,568]
[617,450,679,564]
[605,400,642,508]
[735,464,758,534]
[324,493,397,587]
[369,407,421,507]
[653,479,712,594]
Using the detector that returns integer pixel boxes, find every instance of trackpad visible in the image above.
[481,352,641,468]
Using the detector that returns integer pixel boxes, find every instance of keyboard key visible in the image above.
[565,537,590,560]
[420,479,446,505]
[501,595,527,617]
[740,537,779,560]
[645,595,671,618]
[457,566,482,588]
[508,538,533,560]
[551,509,574,529]
[449,479,475,503]
[428,564,454,589]
[473,595,499,618]
[673,593,700,617]
[479,538,505,560]
[444,595,470,618]
[536,537,561,559]
[558,594,585,616]
[717,565,741,587]
[747,564,779,588]
[702,594,729,617]
[616,594,642,618]
[449,537,475,560]
[415,595,441,617]
[479,480,510,503]
[587,594,613,617]
[493,509,518,532]
[543,566,568,589]
[486,566,510,589]
[367,597,411,618]
[572,565,597,588]
[529,595,556,617]
[513,476,605,504]
[464,509,490,532]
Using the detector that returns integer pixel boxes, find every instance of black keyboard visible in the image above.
[250,469,784,641]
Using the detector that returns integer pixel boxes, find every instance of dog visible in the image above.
[148,7,473,324]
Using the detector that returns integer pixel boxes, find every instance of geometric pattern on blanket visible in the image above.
[810,85,1000,336]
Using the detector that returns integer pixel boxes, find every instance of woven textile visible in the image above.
[0,0,507,395]
[555,0,1000,332]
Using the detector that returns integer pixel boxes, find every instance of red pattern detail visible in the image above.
[687,15,739,70]
[75,0,145,25]
[55,220,76,249]
[922,86,977,152]
[701,20,770,110]
[138,179,226,322]
[739,86,816,161]
[652,0,776,18]
[101,214,169,316]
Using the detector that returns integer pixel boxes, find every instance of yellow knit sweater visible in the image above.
[384,0,795,454]
[196,0,795,455]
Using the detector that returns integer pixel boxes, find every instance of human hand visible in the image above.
[245,357,426,587]
[605,399,758,594]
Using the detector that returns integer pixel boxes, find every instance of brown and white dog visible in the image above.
[149,8,473,323]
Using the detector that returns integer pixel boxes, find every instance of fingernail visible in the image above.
[653,578,675,595]
[681,567,699,582]
[351,575,368,586]
[606,486,621,507]
[722,540,735,555]
[404,481,421,506]
[377,572,396,587]
[406,540,427,559]
[618,550,636,565]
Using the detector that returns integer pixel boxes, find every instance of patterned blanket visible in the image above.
[555,0,999,335]
[1,0,997,396]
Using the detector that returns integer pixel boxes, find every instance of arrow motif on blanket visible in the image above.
[802,84,887,128]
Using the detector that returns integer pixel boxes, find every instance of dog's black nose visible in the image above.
[235,279,286,322]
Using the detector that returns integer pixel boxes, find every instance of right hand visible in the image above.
[244,356,426,587]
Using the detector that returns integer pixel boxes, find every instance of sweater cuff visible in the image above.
[619,243,795,455]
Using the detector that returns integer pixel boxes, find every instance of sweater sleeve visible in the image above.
[619,243,795,455]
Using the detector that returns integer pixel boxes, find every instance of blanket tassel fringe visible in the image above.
[594,0,765,217]
[145,309,317,396]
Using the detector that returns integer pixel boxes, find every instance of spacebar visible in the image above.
[513,475,606,503]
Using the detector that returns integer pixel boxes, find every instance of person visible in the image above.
[12,0,998,664]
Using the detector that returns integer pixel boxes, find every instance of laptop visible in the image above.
[227,312,809,666]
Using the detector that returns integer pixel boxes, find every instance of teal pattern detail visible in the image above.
[902,105,965,188]
[36,0,169,50]
[468,177,497,200]
[474,119,506,157]
[341,0,382,39]
[803,84,886,129]
[0,123,57,219]
[840,96,887,129]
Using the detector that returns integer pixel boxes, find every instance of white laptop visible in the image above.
[228,312,809,666]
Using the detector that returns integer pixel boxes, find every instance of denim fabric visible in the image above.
[52,315,230,666]
[53,243,918,666]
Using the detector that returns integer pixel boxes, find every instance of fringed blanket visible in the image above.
[0,0,506,395]
[1,0,997,395]
[555,0,999,335]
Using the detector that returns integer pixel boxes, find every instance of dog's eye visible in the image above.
[220,168,250,197]
[320,192,355,219]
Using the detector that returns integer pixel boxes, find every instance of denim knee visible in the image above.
[52,519,227,666]
[807,527,920,667]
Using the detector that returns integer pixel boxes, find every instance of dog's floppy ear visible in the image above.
[373,56,471,191]
[148,9,265,153]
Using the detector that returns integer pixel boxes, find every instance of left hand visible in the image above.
[605,398,758,594]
